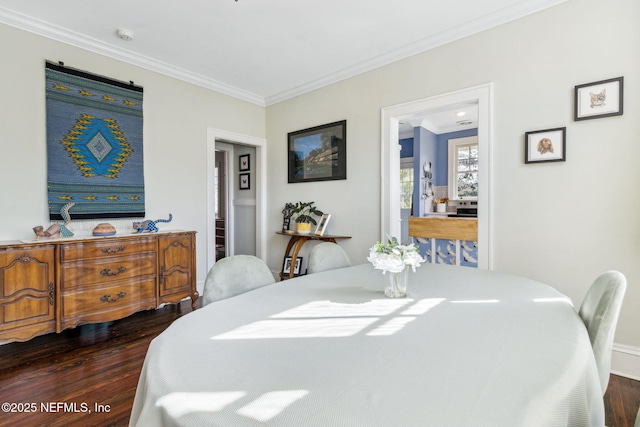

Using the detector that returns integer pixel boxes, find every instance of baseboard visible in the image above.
[611,343,640,381]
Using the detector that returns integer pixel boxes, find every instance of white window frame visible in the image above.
[448,136,478,201]
[400,156,414,210]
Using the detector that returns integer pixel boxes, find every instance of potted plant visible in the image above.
[291,201,323,234]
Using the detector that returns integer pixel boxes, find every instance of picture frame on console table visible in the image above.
[314,214,331,236]
[282,256,303,275]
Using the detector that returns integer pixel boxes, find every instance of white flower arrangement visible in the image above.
[367,236,425,274]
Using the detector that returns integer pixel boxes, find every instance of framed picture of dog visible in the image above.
[574,76,623,121]
[525,127,566,164]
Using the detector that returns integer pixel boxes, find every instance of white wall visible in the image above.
[0,23,266,290]
[265,0,640,355]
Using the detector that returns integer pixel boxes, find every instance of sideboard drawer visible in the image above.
[59,237,156,261]
[60,279,156,329]
[60,253,156,289]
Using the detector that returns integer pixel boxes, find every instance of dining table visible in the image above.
[129,263,604,427]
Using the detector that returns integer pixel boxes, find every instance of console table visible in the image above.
[276,231,351,279]
[0,231,198,343]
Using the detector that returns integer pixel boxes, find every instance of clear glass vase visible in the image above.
[384,268,409,298]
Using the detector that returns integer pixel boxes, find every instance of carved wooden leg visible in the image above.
[288,237,308,279]
[191,291,200,310]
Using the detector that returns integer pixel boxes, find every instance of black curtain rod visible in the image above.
[47,60,141,91]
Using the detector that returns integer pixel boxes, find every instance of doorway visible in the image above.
[214,143,232,262]
[381,84,493,269]
[206,128,267,274]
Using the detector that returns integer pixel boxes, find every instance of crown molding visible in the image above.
[0,7,266,106]
[263,0,567,106]
[1,0,566,108]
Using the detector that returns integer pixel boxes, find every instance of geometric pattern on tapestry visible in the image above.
[46,61,145,220]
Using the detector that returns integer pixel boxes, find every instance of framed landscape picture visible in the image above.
[288,120,346,183]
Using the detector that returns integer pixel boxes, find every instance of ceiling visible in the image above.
[0,0,565,109]
[398,101,479,138]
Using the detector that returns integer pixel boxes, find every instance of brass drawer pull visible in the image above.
[100,292,126,303]
[102,246,125,254]
[100,266,126,276]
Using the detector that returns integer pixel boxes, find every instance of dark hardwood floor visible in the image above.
[0,300,638,427]
[0,300,197,427]
[606,373,640,427]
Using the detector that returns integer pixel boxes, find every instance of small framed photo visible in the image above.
[574,76,623,121]
[282,256,303,275]
[314,213,331,236]
[525,127,566,164]
[239,173,250,190]
[239,154,250,171]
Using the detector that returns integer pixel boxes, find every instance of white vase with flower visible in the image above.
[367,236,425,298]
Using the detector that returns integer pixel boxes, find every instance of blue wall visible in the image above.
[399,137,413,158]
[413,127,437,216]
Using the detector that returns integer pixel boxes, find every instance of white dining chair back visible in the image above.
[203,255,275,305]
[578,270,627,395]
[307,242,351,274]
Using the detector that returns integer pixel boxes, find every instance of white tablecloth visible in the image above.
[130,263,604,427]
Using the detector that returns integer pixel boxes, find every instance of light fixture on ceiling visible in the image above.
[456,111,466,117]
[116,28,134,41]
[457,120,473,126]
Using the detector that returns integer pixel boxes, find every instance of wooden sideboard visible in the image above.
[0,231,198,343]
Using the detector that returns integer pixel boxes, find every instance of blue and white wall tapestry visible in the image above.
[45,61,144,220]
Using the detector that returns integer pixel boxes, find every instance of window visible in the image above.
[448,136,478,200]
[400,157,414,209]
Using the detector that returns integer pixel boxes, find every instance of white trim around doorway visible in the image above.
[206,128,267,274]
[380,83,493,269]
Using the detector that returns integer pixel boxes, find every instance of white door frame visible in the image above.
[206,128,267,274]
[380,83,493,269]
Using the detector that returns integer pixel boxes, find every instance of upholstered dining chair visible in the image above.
[307,242,351,274]
[203,255,275,306]
[578,270,627,395]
